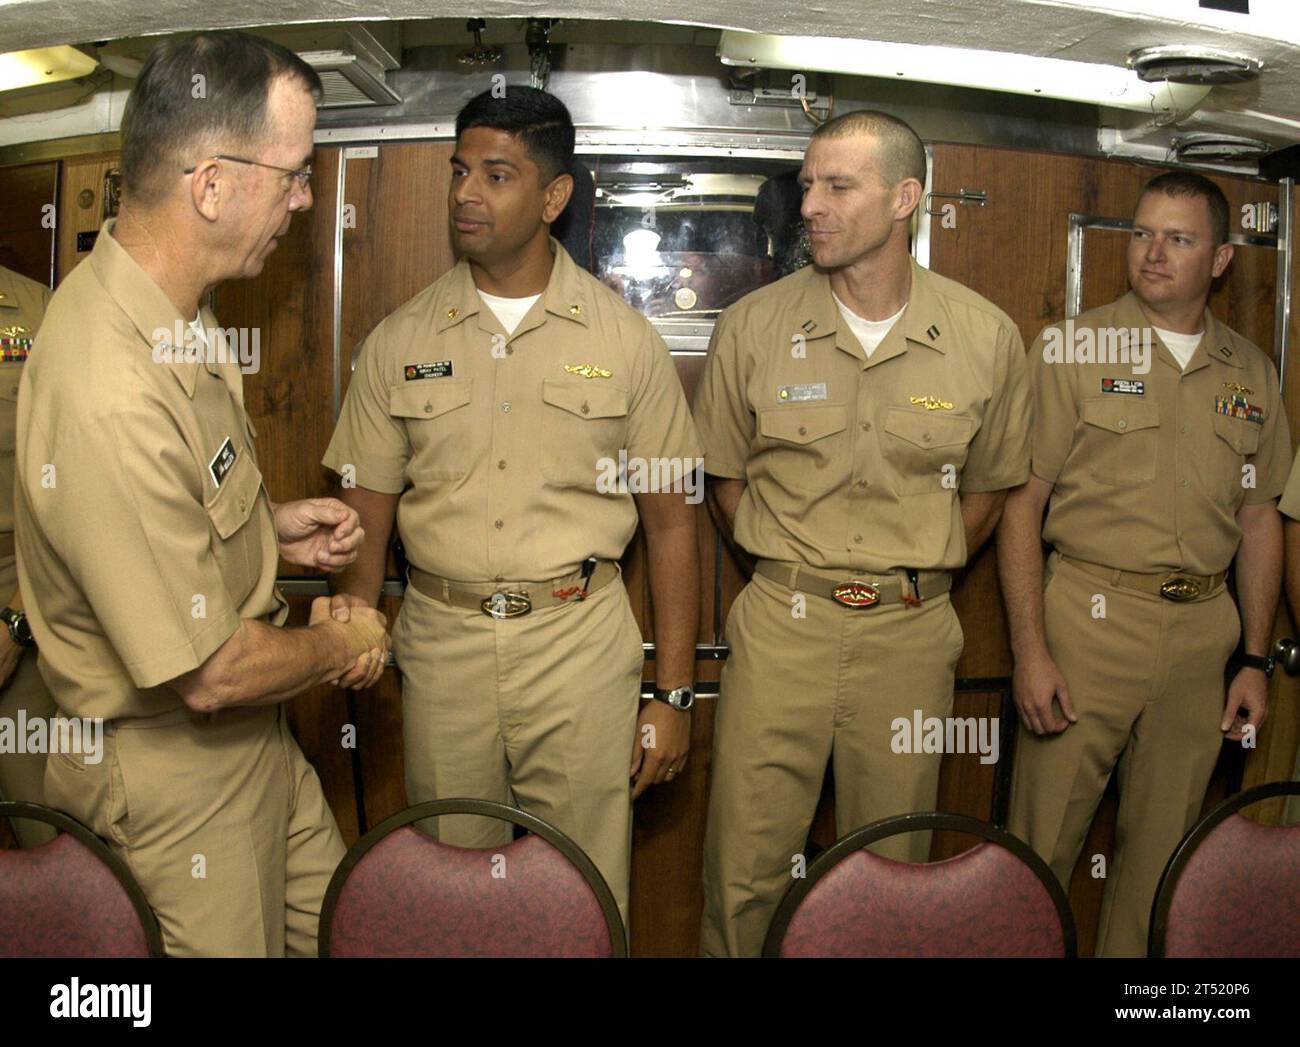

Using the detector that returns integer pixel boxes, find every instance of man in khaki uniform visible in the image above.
[0,265,57,848]
[324,87,701,930]
[17,32,389,956]
[693,110,1031,957]
[1001,172,1290,957]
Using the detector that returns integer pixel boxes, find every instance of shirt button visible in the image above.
[1181,424,1188,434]
[238,496,247,513]
[855,480,867,489]
[798,425,808,436]
[505,346,514,356]
[1117,419,1127,430]
[853,533,864,543]
[501,402,511,413]
[1180,479,1189,487]
[494,519,504,530]
[497,459,506,470]
[860,421,871,431]
[581,402,590,415]
[922,433,932,442]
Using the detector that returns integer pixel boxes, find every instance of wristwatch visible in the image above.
[0,607,34,648]
[1240,653,1275,678]
[652,685,695,711]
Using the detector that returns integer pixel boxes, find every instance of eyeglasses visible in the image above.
[183,154,313,189]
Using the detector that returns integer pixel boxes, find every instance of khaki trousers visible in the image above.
[1008,554,1238,958]
[700,570,964,957]
[0,557,57,848]
[44,704,345,957]
[393,572,644,930]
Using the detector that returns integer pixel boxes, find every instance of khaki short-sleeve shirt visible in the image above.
[323,241,701,581]
[691,259,1031,572]
[1031,292,1291,575]
[16,222,286,720]
[0,266,52,563]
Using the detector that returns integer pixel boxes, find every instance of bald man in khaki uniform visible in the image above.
[17,33,389,956]
[325,88,701,932]
[694,111,1031,957]
[0,266,58,848]
[1001,173,1290,957]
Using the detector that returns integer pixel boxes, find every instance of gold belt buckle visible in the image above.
[831,580,881,608]
[481,591,532,619]
[1159,577,1201,602]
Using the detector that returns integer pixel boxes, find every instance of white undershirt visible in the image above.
[1153,326,1203,370]
[478,290,541,337]
[832,293,907,358]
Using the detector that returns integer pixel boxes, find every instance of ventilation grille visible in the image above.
[1128,46,1261,85]
[1173,132,1272,163]
[299,49,400,108]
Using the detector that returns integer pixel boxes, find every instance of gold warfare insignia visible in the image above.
[1223,382,1254,396]
[0,324,28,337]
[909,395,953,411]
[564,363,612,379]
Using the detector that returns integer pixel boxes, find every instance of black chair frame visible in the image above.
[0,800,165,957]
[1148,779,1300,958]
[762,811,1077,958]
[319,797,628,957]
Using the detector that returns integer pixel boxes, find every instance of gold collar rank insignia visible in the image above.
[1223,382,1254,396]
[0,324,28,337]
[564,363,612,379]
[909,395,953,411]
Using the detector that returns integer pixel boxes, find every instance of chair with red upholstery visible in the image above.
[1149,780,1300,958]
[763,812,1076,958]
[0,801,164,957]
[319,798,627,957]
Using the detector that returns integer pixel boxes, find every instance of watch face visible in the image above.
[12,616,32,646]
[673,688,694,710]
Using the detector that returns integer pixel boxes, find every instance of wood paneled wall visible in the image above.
[0,161,56,287]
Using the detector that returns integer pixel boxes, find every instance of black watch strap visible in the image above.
[1240,653,1275,678]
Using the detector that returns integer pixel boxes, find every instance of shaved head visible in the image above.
[810,109,927,189]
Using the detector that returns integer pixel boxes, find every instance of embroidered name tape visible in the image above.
[1102,377,1144,395]
[405,361,453,380]
[209,437,237,487]
[777,383,828,403]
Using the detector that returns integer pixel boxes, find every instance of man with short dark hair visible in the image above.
[1000,171,1291,957]
[323,86,701,931]
[17,30,390,956]
[694,109,1031,956]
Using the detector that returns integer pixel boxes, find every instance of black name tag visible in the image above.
[1101,377,1144,395]
[209,437,237,488]
[404,361,453,380]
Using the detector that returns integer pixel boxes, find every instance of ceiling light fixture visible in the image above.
[0,46,98,94]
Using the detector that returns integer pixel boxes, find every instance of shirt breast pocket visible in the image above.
[540,378,630,487]
[388,379,474,482]
[1211,411,1260,506]
[1079,397,1160,486]
[755,403,848,492]
[882,407,976,495]
[204,449,264,606]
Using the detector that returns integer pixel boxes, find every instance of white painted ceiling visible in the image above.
[1,0,1298,146]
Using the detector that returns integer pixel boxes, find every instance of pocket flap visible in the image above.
[758,404,848,445]
[1081,397,1160,435]
[883,406,975,449]
[542,378,628,420]
[1213,411,1261,455]
[389,378,474,420]
[205,453,263,540]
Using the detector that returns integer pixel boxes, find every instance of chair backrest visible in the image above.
[320,799,627,957]
[1151,780,1300,958]
[764,812,1076,958]
[0,802,164,957]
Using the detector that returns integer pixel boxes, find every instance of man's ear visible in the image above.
[542,172,574,225]
[894,177,924,223]
[1212,241,1234,279]
[189,157,223,222]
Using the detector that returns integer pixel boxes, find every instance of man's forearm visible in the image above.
[960,489,1007,555]
[173,617,368,713]
[330,486,399,605]
[641,496,700,690]
[1235,504,1283,656]
[997,482,1052,659]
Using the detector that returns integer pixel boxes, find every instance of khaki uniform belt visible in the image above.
[1058,555,1227,603]
[754,559,951,609]
[406,560,619,618]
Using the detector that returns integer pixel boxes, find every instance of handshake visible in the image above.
[309,593,391,691]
